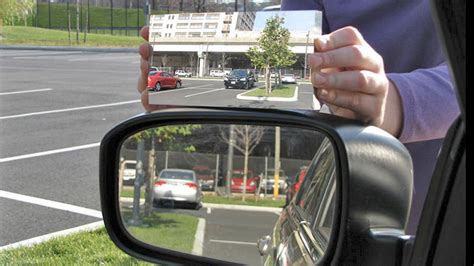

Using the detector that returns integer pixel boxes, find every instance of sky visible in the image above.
[252,10,322,32]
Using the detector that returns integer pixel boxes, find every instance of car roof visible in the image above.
[160,168,194,173]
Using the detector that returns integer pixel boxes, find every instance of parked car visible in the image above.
[209,69,225,77]
[152,168,202,209]
[224,69,256,90]
[281,74,297,84]
[192,165,215,191]
[147,71,182,91]
[230,169,259,193]
[284,166,308,206]
[174,69,192,77]
[122,160,137,186]
[149,66,159,72]
[259,168,288,194]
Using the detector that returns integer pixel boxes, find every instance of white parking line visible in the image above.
[68,55,138,62]
[0,143,100,163]
[207,207,212,214]
[0,221,104,251]
[192,218,206,256]
[0,100,140,120]
[0,190,102,219]
[184,88,224,98]
[209,239,257,246]
[0,88,53,96]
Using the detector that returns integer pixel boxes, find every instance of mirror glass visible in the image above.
[118,123,337,264]
[147,8,322,111]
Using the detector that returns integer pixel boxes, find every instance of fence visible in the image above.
[120,149,312,186]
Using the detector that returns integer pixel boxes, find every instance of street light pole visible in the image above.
[304,30,309,80]
[226,125,235,196]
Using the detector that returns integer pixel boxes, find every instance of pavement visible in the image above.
[0,48,315,263]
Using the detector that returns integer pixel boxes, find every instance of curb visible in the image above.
[0,45,136,53]
[236,86,298,102]
[202,203,282,213]
[192,218,206,256]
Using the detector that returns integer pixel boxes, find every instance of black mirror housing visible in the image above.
[100,106,413,265]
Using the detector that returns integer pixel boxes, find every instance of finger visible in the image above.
[139,43,152,61]
[316,88,382,122]
[311,70,384,95]
[308,45,381,72]
[314,26,367,52]
[137,58,150,93]
[141,89,160,112]
[140,26,149,41]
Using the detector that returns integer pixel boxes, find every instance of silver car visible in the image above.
[153,169,203,209]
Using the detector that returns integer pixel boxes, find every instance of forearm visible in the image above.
[387,63,460,143]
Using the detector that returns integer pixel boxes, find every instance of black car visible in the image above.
[224,69,256,90]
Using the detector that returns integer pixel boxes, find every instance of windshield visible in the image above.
[159,171,194,181]
[229,70,247,76]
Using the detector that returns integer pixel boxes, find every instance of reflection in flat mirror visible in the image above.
[147,8,322,111]
[118,123,336,265]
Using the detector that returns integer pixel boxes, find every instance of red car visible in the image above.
[230,169,259,193]
[192,165,215,191]
[285,166,308,206]
[147,71,182,92]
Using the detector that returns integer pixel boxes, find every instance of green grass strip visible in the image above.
[242,84,297,98]
[0,212,198,264]
[0,26,144,47]
[0,227,152,265]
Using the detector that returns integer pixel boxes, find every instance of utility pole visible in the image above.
[136,0,140,36]
[273,126,280,199]
[226,125,235,196]
[125,0,128,36]
[131,140,145,225]
[144,0,150,25]
[304,31,309,80]
[110,0,113,35]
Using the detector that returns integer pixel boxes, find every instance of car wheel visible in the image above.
[154,82,161,92]
[225,85,229,89]
[175,81,181,89]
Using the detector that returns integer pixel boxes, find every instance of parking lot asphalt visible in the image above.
[0,49,313,260]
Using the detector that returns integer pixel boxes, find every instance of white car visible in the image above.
[174,70,192,77]
[122,160,137,186]
[153,169,203,209]
[282,74,297,84]
[210,70,225,77]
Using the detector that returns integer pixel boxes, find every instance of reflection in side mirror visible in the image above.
[116,123,336,265]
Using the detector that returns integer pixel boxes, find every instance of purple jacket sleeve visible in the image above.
[388,63,459,143]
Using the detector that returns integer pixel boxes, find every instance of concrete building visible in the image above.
[149,11,321,77]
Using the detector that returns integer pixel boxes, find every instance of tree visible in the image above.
[192,0,206,12]
[219,125,264,201]
[128,125,200,216]
[0,0,35,26]
[246,16,297,94]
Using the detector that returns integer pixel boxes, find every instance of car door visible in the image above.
[406,1,465,264]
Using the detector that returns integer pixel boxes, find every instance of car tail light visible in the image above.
[185,183,198,189]
[154,180,167,186]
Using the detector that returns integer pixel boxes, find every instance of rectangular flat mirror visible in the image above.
[117,122,336,264]
[147,9,322,110]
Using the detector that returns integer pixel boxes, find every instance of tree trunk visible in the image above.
[67,0,71,45]
[144,137,155,216]
[83,0,89,43]
[265,65,271,95]
[76,0,80,43]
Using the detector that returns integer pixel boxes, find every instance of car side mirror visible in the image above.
[100,107,413,265]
